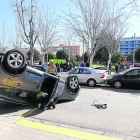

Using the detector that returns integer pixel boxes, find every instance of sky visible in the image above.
[0,0,140,46]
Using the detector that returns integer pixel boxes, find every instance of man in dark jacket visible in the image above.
[55,61,60,73]
[86,61,89,67]
[68,62,73,70]
[115,63,119,73]
[63,61,68,72]
[60,62,63,72]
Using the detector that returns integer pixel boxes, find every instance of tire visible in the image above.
[3,49,25,72]
[0,53,4,62]
[88,79,96,87]
[66,76,79,94]
[113,81,122,89]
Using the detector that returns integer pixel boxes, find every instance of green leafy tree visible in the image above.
[75,54,81,61]
[94,48,109,66]
[111,52,123,63]
[135,46,140,62]
[45,51,56,61]
[56,49,69,59]
[27,49,40,62]
[81,51,89,63]
[71,55,77,61]
[126,54,133,62]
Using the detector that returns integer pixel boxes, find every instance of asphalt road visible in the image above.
[0,84,140,140]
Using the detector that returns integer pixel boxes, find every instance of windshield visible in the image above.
[118,69,131,75]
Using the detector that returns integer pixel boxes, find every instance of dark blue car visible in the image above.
[107,68,140,88]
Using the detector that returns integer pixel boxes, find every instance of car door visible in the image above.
[11,70,44,92]
[122,70,139,86]
[77,69,91,83]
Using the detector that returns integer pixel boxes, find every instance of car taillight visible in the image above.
[100,74,105,78]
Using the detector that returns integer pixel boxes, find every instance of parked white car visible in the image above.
[58,67,106,87]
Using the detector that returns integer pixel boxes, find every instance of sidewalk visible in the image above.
[0,115,80,140]
[0,114,139,140]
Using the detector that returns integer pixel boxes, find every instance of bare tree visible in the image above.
[62,0,110,67]
[62,25,75,60]
[123,0,140,13]
[37,8,60,65]
[0,21,7,49]
[102,2,131,68]
[12,0,38,65]
[9,17,25,49]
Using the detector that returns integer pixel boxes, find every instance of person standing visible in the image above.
[80,61,84,67]
[108,63,112,75]
[60,62,63,72]
[63,61,68,72]
[86,61,89,67]
[68,62,72,70]
[55,61,60,73]
[47,60,57,75]
[126,63,129,69]
[39,60,42,65]
[115,63,119,73]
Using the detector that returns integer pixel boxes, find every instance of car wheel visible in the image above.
[3,49,25,72]
[66,76,79,94]
[88,79,96,87]
[68,76,79,90]
[113,81,122,88]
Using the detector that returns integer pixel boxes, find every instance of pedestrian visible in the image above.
[129,63,133,69]
[55,61,60,73]
[80,61,84,67]
[60,62,63,72]
[66,58,68,63]
[39,60,42,65]
[86,61,89,67]
[68,62,73,70]
[47,60,57,75]
[115,63,119,73]
[63,61,68,72]
[126,63,129,69]
[108,63,112,75]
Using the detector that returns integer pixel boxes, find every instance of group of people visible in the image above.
[80,61,90,67]
[108,62,134,74]
[47,60,73,75]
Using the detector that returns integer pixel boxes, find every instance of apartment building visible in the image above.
[48,44,85,57]
[119,37,140,56]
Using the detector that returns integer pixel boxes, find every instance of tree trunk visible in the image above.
[89,51,96,68]
[107,53,112,70]
[42,53,45,65]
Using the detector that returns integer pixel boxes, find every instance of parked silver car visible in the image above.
[58,67,106,87]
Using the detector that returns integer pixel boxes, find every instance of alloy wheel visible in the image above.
[88,80,95,87]
[70,77,78,89]
[8,52,23,68]
[114,81,122,88]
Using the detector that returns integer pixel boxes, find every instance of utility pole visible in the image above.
[133,33,136,66]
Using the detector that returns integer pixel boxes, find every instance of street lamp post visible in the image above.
[133,33,136,66]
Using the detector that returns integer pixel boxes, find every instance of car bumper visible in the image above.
[106,79,114,85]
[96,78,106,84]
